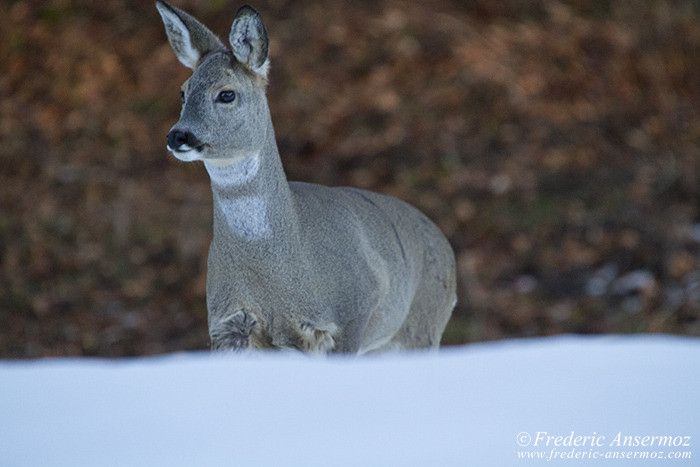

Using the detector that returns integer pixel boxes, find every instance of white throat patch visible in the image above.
[215,194,271,240]
[205,154,271,240]
[204,153,260,187]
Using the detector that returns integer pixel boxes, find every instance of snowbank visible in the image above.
[1,336,698,466]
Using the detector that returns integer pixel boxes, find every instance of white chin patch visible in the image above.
[168,145,202,162]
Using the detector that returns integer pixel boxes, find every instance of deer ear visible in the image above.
[156,0,224,69]
[229,5,270,77]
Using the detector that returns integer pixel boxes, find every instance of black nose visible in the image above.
[166,130,202,151]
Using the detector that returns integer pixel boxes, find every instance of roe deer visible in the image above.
[156,1,457,354]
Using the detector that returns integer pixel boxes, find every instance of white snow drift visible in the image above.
[1,335,698,466]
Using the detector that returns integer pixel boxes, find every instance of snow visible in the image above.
[1,336,698,466]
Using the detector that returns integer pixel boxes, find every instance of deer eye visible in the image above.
[216,90,236,103]
[180,90,185,103]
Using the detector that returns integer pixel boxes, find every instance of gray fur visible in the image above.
[156,1,457,354]
[155,1,224,69]
[229,6,270,73]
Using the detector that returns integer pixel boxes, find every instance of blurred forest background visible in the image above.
[1,0,698,357]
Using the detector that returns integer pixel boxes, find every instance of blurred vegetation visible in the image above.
[1,0,698,357]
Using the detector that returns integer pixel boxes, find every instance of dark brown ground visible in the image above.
[1,0,698,357]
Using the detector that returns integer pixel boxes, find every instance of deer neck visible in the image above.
[205,128,300,248]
